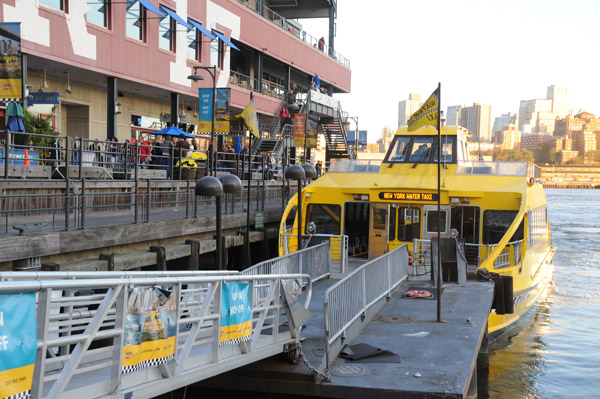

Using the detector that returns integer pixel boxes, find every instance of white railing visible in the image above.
[412,238,524,272]
[242,242,330,283]
[0,273,312,399]
[327,158,381,173]
[455,161,530,176]
[323,245,409,368]
[280,233,348,274]
[0,270,239,281]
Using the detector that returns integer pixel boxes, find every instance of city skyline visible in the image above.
[301,0,600,143]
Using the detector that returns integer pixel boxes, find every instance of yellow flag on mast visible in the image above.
[407,87,439,132]
[235,95,259,138]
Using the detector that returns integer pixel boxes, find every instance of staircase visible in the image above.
[319,109,354,161]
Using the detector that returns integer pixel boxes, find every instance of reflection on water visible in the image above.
[481,189,600,399]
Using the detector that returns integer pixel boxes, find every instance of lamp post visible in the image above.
[188,66,217,176]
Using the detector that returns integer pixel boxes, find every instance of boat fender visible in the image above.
[405,290,433,298]
[493,275,506,315]
[503,275,514,314]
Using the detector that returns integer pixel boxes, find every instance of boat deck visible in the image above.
[198,268,495,398]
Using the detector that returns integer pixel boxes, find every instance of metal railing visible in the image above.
[327,158,381,173]
[229,70,259,91]
[242,241,330,283]
[323,245,409,368]
[412,238,524,273]
[0,179,296,235]
[236,0,350,68]
[280,233,348,274]
[0,270,239,281]
[0,272,312,399]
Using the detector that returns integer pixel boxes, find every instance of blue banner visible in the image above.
[358,130,368,146]
[0,292,37,399]
[347,130,355,146]
[219,282,252,346]
[198,88,213,133]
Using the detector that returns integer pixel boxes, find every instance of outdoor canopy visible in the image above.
[154,125,194,138]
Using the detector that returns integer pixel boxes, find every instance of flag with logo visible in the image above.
[235,94,259,138]
[407,87,439,132]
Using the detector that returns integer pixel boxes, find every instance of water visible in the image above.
[481,189,600,399]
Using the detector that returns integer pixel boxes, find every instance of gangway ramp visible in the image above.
[0,245,331,399]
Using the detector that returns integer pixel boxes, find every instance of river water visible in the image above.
[481,189,600,399]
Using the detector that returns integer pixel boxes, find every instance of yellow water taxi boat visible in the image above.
[279,126,555,336]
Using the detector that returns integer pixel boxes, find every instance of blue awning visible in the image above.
[212,30,240,51]
[137,0,165,17]
[159,5,193,29]
[188,19,216,41]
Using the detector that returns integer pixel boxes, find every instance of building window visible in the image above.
[87,0,109,28]
[187,20,202,61]
[125,0,144,41]
[211,31,223,68]
[158,7,175,51]
[40,0,67,11]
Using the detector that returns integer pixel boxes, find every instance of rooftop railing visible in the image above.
[456,161,541,177]
[237,0,350,68]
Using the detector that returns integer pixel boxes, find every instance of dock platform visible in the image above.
[198,277,494,398]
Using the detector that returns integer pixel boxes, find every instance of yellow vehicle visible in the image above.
[279,126,555,336]
[0,55,19,77]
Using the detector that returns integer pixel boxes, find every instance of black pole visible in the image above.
[211,68,216,176]
[436,82,442,323]
[245,134,253,267]
[297,177,302,250]
[216,195,222,270]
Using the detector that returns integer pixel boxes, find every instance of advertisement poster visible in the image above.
[0,292,37,399]
[0,23,22,101]
[293,114,306,147]
[306,118,318,148]
[219,282,253,347]
[198,88,230,134]
[346,130,355,146]
[122,287,177,374]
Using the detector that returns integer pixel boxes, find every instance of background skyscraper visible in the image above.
[446,105,462,126]
[460,103,492,142]
[397,93,422,127]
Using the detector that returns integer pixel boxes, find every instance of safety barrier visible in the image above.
[280,233,348,274]
[242,242,330,283]
[0,272,312,399]
[323,245,409,369]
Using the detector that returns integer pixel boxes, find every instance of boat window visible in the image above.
[372,207,387,230]
[398,207,421,241]
[528,206,547,247]
[482,210,524,244]
[389,207,396,241]
[410,138,434,162]
[285,205,297,230]
[433,136,455,163]
[343,202,370,256]
[306,204,341,234]
[387,137,411,162]
[426,210,447,233]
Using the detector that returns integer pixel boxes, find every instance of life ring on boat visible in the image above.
[405,290,433,298]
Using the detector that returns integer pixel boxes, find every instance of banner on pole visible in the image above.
[0,23,22,101]
[122,287,177,374]
[293,114,306,147]
[0,292,37,399]
[219,282,252,346]
[198,88,230,134]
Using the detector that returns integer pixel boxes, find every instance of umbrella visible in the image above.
[154,125,194,138]
[6,102,25,132]
[6,102,24,118]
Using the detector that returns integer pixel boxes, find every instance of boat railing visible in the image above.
[323,245,409,370]
[456,161,537,177]
[280,233,348,274]
[327,158,382,173]
[412,238,524,273]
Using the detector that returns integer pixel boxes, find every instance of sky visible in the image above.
[300,0,600,143]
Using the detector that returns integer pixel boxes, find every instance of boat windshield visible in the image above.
[384,135,456,164]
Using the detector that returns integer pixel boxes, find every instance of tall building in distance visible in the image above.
[547,85,570,117]
[446,105,462,126]
[459,103,492,142]
[397,93,422,127]
[518,84,570,134]
[492,112,517,135]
